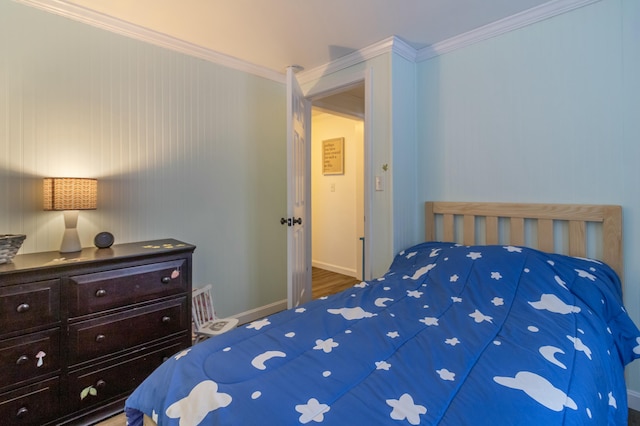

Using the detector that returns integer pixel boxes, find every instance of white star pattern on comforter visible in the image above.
[126,243,640,425]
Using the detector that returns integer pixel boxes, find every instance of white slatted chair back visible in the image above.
[191,284,239,343]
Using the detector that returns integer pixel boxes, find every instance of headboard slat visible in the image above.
[425,202,435,241]
[537,219,554,252]
[602,205,623,277]
[443,214,454,242]
[463,215,475,246]
[510,217,525,246]
[569,220,586,258]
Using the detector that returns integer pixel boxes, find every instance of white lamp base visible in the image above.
[60,210,82,253]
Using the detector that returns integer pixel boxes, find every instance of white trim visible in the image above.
[417,0,602,61]
[17,0,600,83]
[14,0,285,83]
[629,389,640,411]
[299,0,600,81]
[298,36,405,85]
[302,67,374,282]
[304,69,369,100]
[390,37,418,62]
[231,299,287,326]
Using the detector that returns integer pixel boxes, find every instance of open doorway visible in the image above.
[310,83,365,298]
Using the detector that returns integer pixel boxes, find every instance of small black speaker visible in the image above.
[94,232,114,249]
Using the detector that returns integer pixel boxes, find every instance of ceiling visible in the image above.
[62,0,553,73]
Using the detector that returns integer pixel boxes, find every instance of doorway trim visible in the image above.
[305,68,373,280]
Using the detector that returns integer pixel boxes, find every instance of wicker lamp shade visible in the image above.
[43,177,98,253]
[43,178,97,211]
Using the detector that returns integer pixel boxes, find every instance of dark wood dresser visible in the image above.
[0,239,195,425]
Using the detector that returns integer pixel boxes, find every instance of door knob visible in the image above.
[280,217,302,226]
[280,217,293,226]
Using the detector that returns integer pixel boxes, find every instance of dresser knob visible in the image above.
[161,276,171,284]
[95,289,107,297]
[95,334,106,343]
[16,407,28,418]
[96,379,107,389]
[16,303,30,313]
[16,355,29,365]
[162,316,171,324]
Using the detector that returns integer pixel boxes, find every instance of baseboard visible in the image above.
[629,389,640,411]
[231,299,287,325]
[312,260,357,278]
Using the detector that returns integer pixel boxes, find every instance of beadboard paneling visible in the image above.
[0,0,287,317]
[417,0,640,395]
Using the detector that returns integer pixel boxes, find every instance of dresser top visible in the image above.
[0,238,195,276]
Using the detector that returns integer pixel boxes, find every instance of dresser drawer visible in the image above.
[0,280,60,334]
[68,260,187,316]
[68,297,188,365]
[0,329,60,388]
[0,377,59,425]
[68,340,186,413]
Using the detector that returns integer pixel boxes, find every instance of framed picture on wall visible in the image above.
[322,137,344,175]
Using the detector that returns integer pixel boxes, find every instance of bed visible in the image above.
[125,202,640,425]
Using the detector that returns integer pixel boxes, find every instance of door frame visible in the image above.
[304,69,373,281]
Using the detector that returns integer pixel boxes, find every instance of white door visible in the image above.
[286,67,311,308]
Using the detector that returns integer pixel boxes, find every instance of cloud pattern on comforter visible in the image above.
[125,243,640,425]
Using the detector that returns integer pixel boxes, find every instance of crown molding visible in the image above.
[417,0,601,61]
[390,36,418,63]
[14,0,285,83]
[16,0,601,84]
[299,0,600,83]
[297,36,415,85]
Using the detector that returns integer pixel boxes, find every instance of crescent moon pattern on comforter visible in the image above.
[125,242,640,425]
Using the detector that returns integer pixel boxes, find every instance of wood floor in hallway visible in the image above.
[312,267,361,299]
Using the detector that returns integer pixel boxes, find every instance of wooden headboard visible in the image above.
[425,202,623,280]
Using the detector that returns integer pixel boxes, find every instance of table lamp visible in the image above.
[43,177,97,253]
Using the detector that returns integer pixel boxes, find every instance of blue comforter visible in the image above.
[125,243,640,425]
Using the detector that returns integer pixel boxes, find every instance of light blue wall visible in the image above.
[391,53,419,254]
[0,0,287,316]
[417,0,640,394]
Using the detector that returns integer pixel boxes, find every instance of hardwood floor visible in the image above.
[96,412,154,425]
[312,267,361,299]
